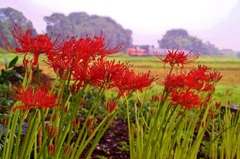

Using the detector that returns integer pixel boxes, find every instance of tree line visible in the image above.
[0,7,221,55]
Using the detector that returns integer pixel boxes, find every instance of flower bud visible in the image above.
[215,102,221,108]
[150,108,158,115]
[86,116,94,128]
[45,123,58,139]
[48,144,56,156]
[106,100,117,113]
[51,113,57,122]
[1,117,8,126]
[72,118,82,127]
[209,109,216,119]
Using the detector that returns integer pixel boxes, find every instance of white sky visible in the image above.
[1,0,240,51]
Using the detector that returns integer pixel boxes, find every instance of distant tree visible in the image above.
[137,45,150,50]
[158,29,221,55]
[44,13,72,40]
[44,12,132,51]
[163,29,189,38]
[237,52,240,58]
[0,7,37,47]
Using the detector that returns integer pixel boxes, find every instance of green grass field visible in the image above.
[0,50,240,105]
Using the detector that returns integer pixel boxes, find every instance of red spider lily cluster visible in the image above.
[0,26,222,111]
[1,26,155,110]
[0,25,226,159]
[159,50,222,110]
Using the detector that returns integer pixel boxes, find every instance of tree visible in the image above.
[0,7,37,46]
[236,52,240,58]
[44,12,132,51]
[158,29,221,55]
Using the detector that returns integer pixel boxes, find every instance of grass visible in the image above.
[0,50,240,105]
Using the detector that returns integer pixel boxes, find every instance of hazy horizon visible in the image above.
[1,0,240,51]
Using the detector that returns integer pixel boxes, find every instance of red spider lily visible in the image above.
[169,90,202,110]
[185,65,209,91]
[0,25,62,66]
[202,83,215,92]
[88,58,129,88]
[50,32,125,66]
[71,61,93,87]
[164,65,222,93]
[163,64,222,110]
[106,100,117,113]
[155,49,199,68]
[11,84,59,111]
[207,70,222,83]
[47,57,73,79]
[164,73,187,91]
[186,65,222,91]
[72,58,129,89]
[113,69,155,98]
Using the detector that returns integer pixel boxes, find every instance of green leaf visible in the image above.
[4,55,8,69]
[5,70,23,80]
[1,69,6,75]
[8,56,19,69]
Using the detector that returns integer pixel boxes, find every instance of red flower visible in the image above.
[186,65,221,91]
[106,100,117,113]
[11,84,59,111]
[163,64,222,110]
[155,49,199,68]
[47,57,73,79]
[164,65,221,93]
[170,90,202,110]
[207,70,222,83]
[164,73,187,91]
[113,69,155,98]
[0,25,62,66]
[71,61,92,87]
[72,58,129,89]
[54,32,125,65]
[89,58,128,88]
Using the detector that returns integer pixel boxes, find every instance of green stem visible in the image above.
[85,113,117,159]
[69,86,106,159]
[2,108,20,159]
[36,64,41,85]
[125,95,134,159]
[13,111,25,158]
[40,109,47,158]
[19,111,38,159]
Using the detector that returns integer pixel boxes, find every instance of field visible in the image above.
[0,51,240,105]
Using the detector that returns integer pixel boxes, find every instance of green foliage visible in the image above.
[117,141,130,152]
[44,12,132,51]
[237,52,240,58]
[158,29,221,55]
[0,7,37,47]
[0,55,23,84]
[0,56,23,112]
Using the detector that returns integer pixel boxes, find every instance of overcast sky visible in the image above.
[1,0,240,51]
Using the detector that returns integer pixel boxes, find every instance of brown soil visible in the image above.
[82,118,130,159]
